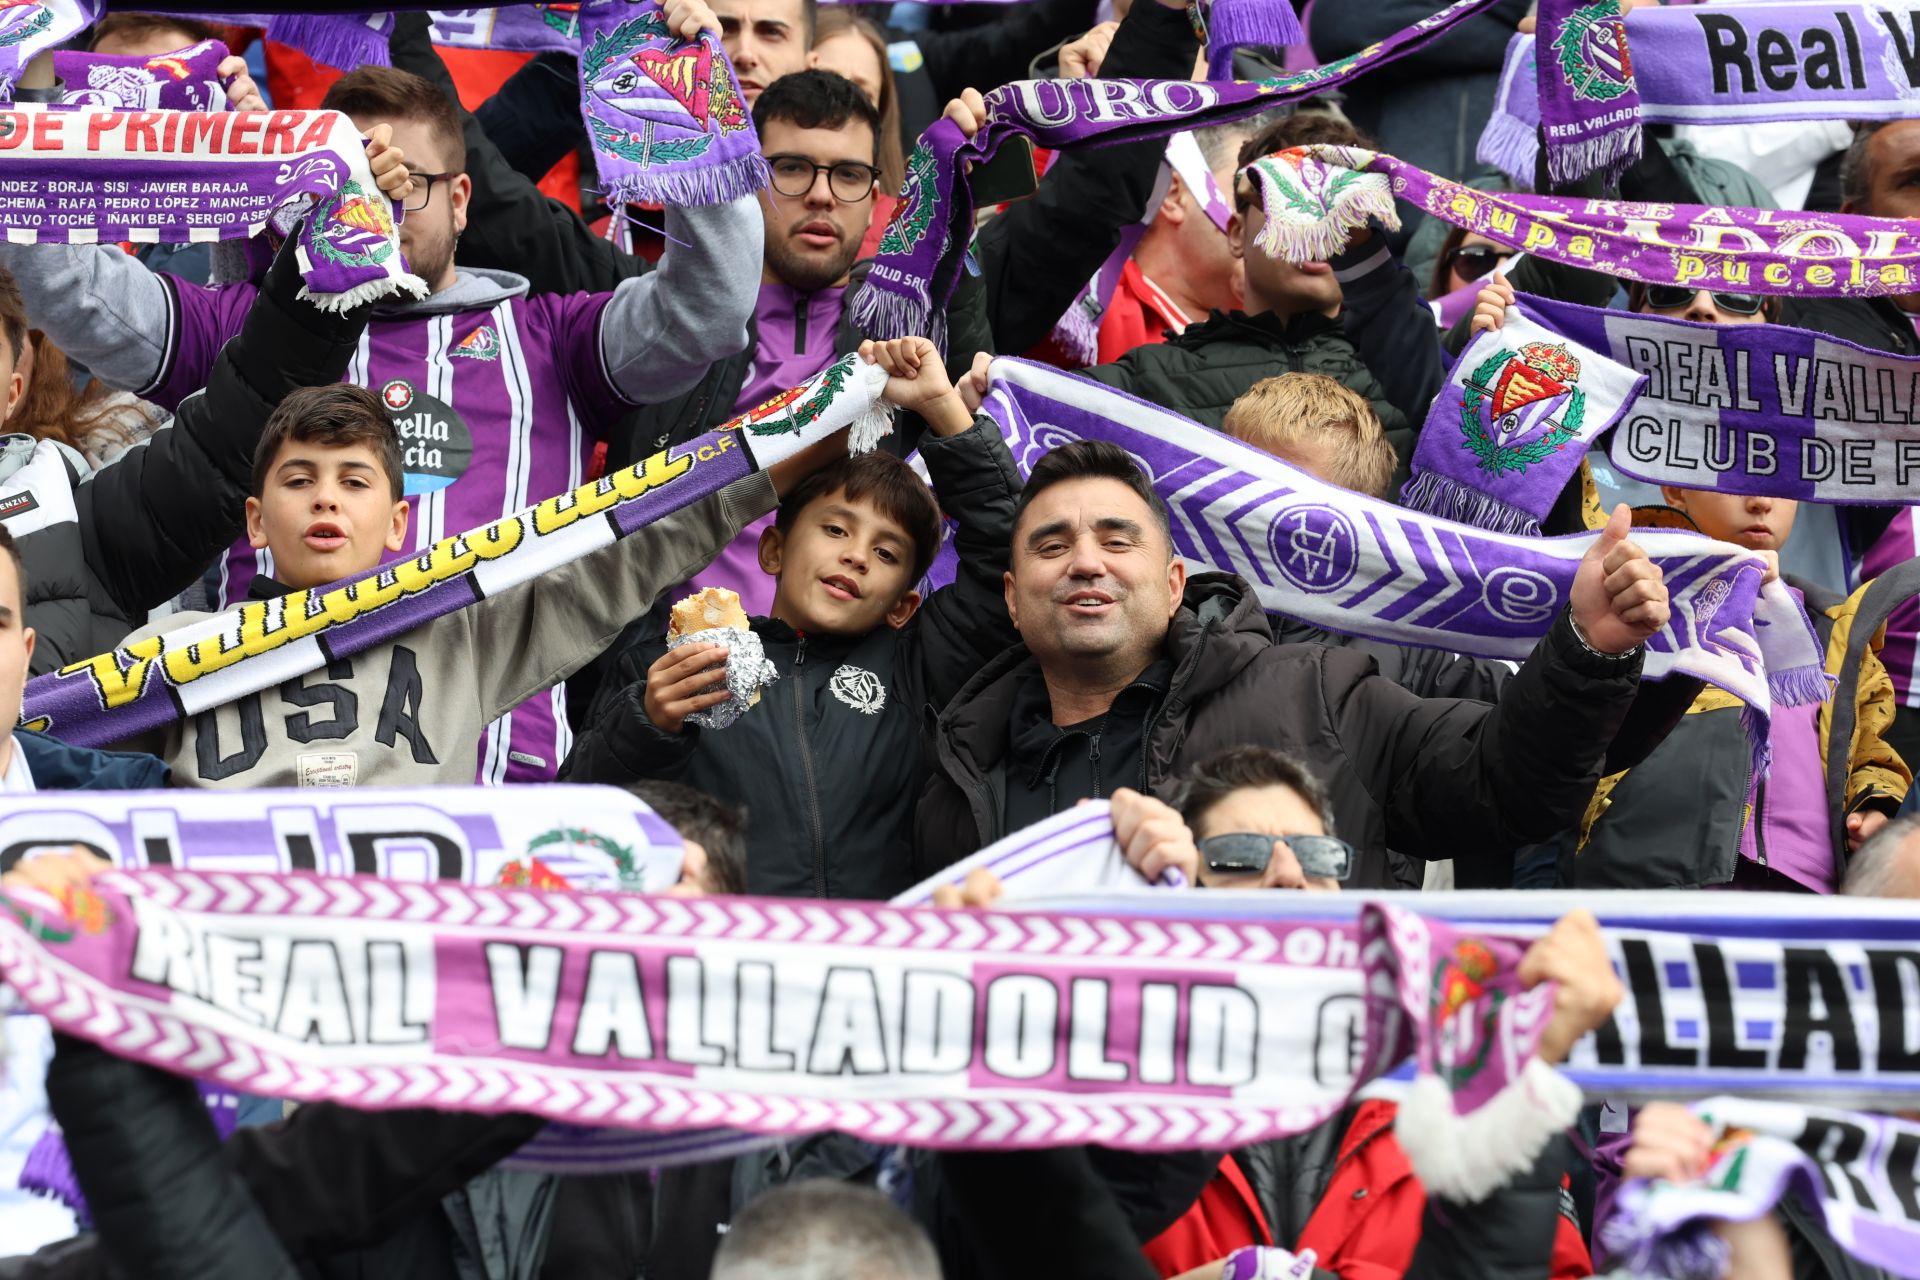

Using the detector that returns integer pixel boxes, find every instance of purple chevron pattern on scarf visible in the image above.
[1535,0,1641,186]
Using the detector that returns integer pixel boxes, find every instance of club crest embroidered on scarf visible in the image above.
[1552,0,1635,101]
[581,8,747,171]
[310,180,398,271]
[0,0,52,49]
[1460,341,1587,477]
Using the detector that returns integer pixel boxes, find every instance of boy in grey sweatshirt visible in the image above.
[120,346,953,789]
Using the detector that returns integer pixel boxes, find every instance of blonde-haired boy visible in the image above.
[1222,373,1397,499]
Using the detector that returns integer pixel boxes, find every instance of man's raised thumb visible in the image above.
[1588,503,1631,558]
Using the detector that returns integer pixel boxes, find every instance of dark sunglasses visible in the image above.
[1642,285,1765,316]
[1446,244,1513,280]
[1198,832,1353,882]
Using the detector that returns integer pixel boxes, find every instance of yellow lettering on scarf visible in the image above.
[1521,224,1556,251]
[1567,236,1595,260]
[1674,256,1708,284]
[1806,264,1836,287]
[531,448,696,536]
[65,636,164,709]
[1722,261,1751,286]
[1447,192,1482,220]
[1882,264,1914,288]
[151,518,528,687]
[1764,263,1790,285]
[1487,209,1517,236]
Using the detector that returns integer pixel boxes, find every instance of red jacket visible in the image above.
[1144,1100,1592,1279]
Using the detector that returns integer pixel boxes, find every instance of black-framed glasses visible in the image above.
[766,154,880,203]
[402,171,460,213]
[1642,285,1765,316]
[1447,244,1514,281]
[1199,833,1353,882]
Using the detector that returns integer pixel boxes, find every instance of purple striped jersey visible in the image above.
[145,274,636,784]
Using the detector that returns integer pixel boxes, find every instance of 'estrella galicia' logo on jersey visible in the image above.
[379,379,475,496]
[829,665,886,715]
[451,325,501,361]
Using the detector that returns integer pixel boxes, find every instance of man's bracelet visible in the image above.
[1567,612,1643,663]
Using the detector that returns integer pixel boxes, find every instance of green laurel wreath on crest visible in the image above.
[746,356,852,437]
[878,140,939,257]
[589,117,713,166]
[309,180,394,269]
[1262,162,1369,221]
[0,7,52,49]
[1552,1,1634,103]
[1459,350,1586,476]
[527,826,641,885]
[581,13,670,83]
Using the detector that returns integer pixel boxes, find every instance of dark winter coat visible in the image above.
[916,572,1647,888]
[561,417,1023,899]
[1081,309,1410,442]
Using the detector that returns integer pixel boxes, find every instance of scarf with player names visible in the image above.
[0,103,420,309]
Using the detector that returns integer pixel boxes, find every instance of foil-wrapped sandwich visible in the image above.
[665,588,777,729]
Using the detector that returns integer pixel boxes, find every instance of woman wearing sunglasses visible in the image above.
[1170,746,1350,891]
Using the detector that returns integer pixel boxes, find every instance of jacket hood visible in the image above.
[936,571,1272,779]
[1172,308,1347,351]
[377,266,528,317]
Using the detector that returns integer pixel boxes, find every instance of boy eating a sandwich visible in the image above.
[562,340,1021,900]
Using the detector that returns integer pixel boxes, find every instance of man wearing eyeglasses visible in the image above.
[0,0,763,787]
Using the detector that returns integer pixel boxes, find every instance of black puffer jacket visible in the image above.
[1081,309,1409,441]
[915,573,1646,888]
[560,417,1023,899]
[0,240,367,673]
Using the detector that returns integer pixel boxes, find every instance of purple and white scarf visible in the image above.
[1485,3,1920,187]
[18,355,890,747]
[976,356,1828,737]
[1402,302,1646,535]
[52,37,230,111]
[1248,143,1920,299]
[1535,0,1642,187]
[577,0,764,207]
[0,860,1564,1163]
[1602,1097,1920,1280]
[1520,291,1920,507]
[0,105,422,311]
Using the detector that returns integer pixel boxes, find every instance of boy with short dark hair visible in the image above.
[562,347,1022,900]
[119,349,954,789]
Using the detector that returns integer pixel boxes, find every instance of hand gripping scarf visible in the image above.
[1602,1098,1920,1280]
[1535,0,1642,187]
[1402,302,1647,535]
[51,37,230,111]
[973,356,1828,741]
[17,354,891,747]
[1517,290,1920,507]
[0,105,422,311]
[1484,3,1920,187]
[853,0,1519,346]
[1244,144,1920,299]
[8,820,1920,1181]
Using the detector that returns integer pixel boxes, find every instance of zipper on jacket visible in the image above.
[1752,775,1770,870]
[794,296,808,355]
[792,637,830,897]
